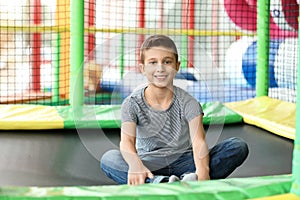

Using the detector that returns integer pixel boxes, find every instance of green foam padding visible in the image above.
[0,175,292,200]
[0,102,241,130]
[56,105,122,129]
[56,102,242,129]
[202,101,243,125]
[292,144,300,196]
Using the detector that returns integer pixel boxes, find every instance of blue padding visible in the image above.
[242,39,283,88]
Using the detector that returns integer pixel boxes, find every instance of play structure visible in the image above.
[0,0,299,199]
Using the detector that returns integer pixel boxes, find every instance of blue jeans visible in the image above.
[100,137,249,184]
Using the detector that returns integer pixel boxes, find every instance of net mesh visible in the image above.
[0,0,298,105]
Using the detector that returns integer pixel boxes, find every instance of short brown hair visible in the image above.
[140,35,178,64]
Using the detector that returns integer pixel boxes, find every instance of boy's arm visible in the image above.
[120,121,153,185]
[189,115,210,181]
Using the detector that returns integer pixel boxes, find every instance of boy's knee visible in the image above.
[231,137,249,160]
[233,137,248,150]
[100,149,120,166]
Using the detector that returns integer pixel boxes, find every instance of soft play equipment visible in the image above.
[224,37,257,86]
[225,37,282,88]
[270,0,299,31]
[224,0,298,38]
[0,0,299,199]
[242,39,281,88]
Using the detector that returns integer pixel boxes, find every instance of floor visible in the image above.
[0,123,294,187]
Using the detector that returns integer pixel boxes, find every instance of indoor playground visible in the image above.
[0,0,299,199]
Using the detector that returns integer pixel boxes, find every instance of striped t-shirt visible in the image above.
[121,85,203,160]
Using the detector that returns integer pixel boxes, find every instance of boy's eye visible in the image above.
[164,60,172,65]
[149,61,157,65]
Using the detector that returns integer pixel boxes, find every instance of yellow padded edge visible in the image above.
[249,193,300,200]
[0,105,64,129]
[225,96,295,140]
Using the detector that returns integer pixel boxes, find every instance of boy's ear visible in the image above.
[176,61,180,71]
[139,63,145,73]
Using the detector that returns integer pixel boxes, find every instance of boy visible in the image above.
[100,35,249,185]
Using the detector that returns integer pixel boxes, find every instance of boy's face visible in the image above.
[140,46,180,88]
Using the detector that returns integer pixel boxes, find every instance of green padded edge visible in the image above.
[56,105,122,129]
[56,102,242,129]
[0,175,292,200]
[292,144,300,196]
[202,101,243,125]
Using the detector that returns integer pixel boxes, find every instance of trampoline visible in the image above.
[0,123,294,187]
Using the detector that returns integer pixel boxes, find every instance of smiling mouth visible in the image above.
[154,75,168,79]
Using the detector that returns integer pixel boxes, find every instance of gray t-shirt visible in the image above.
[121,85,203,160]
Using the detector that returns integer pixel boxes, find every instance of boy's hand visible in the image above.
[128,165,154,185]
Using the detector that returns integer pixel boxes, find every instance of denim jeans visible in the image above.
[100,137,249,184]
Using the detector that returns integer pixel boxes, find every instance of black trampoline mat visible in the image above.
[0,123,294,186]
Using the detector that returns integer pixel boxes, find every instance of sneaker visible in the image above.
[168,175,180,183]
[181,173,198,182]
